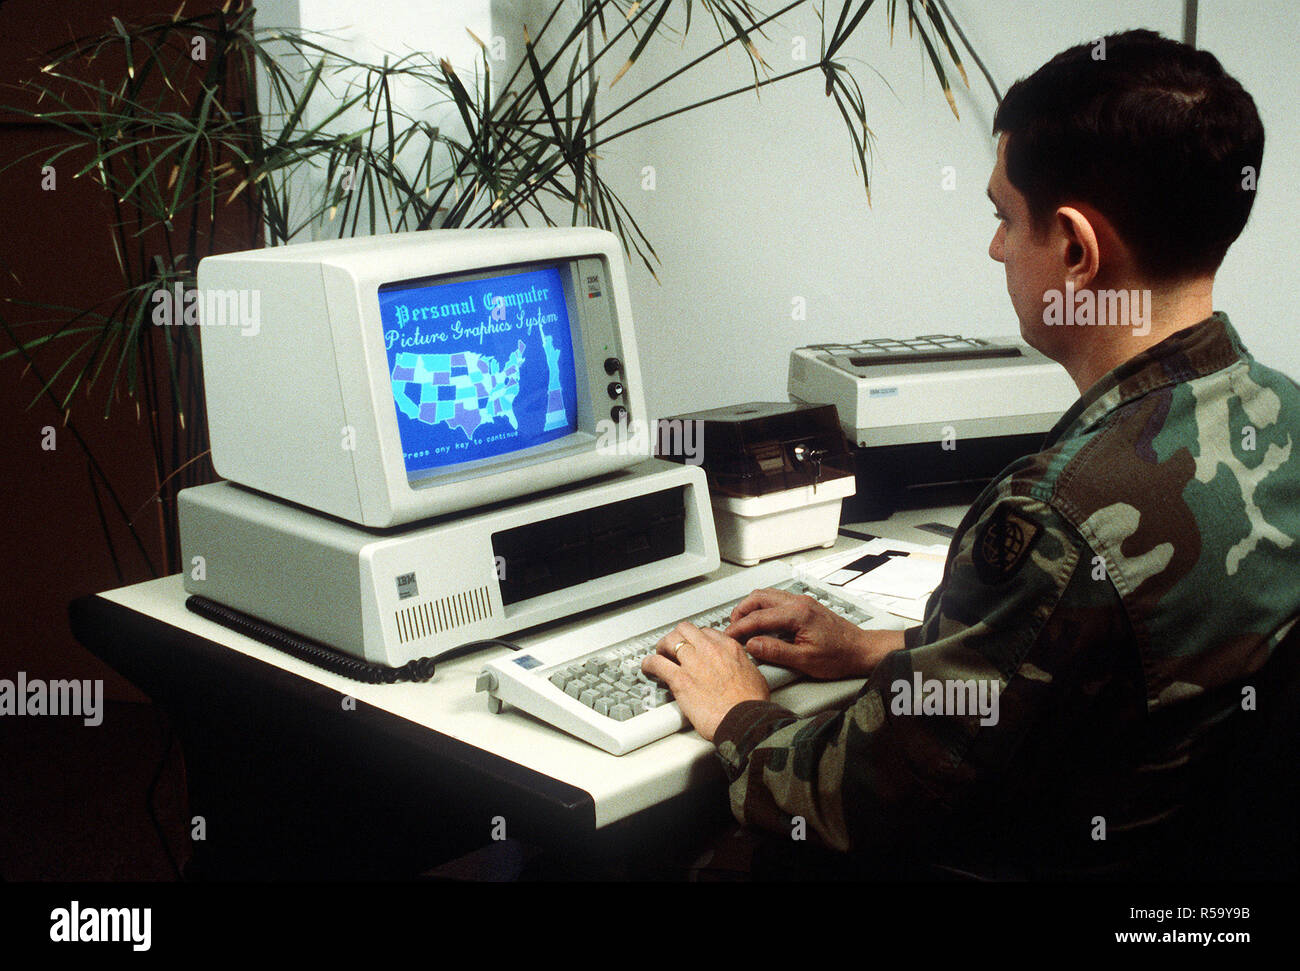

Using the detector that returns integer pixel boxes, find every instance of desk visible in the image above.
[68,508,965,879]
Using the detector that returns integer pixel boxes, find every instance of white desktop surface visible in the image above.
[98,506,966,828]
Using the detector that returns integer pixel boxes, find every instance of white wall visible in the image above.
[257,0,491,67]
[257,1,1300,414]
[252,0,493,239]
[580,0,1189,419]
[1196,3,1300,378]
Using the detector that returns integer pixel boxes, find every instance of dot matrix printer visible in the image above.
[787,334,1079,518]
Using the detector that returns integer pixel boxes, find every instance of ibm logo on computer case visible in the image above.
[396,572,419,600]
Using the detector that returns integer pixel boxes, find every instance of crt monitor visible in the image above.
[194,228,650,527]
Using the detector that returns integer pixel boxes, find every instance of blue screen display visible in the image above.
[378,265,579,476]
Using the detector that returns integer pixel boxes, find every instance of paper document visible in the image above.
[799,536,948,623]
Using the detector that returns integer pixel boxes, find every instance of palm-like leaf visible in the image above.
[1,0,993,577]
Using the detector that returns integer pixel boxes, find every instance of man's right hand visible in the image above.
[724,587,906,680]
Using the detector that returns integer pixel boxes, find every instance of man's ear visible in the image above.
[1056,205,1100,288]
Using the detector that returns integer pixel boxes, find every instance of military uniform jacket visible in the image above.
[713,313,1300,877]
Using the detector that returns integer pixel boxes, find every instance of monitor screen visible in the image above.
[197,227,646,527]
[379,264,580,478]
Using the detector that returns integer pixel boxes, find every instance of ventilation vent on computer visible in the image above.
[394,586,494,644]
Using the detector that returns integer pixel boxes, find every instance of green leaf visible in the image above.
[612,0,672,88]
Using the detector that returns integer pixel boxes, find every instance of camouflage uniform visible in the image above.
[714,313,1300,877]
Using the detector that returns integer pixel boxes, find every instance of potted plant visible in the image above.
[1,0,992,579]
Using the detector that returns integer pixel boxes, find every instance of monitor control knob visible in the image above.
[607,381,624,399]
[604,357,622,375]
[610,405,628,423]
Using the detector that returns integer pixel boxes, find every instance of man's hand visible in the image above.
[641,623,770,741]
[724,587,905,680]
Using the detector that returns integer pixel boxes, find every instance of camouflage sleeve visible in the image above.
[712,491,1127,854]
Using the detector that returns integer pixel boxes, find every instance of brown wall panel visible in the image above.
[1,0,243,699]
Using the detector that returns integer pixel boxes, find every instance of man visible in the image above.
[643,29,1299,879]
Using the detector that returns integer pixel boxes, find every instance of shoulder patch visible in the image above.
[973,504,1043,584]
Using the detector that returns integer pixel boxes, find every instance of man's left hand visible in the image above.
[641,622,770,741]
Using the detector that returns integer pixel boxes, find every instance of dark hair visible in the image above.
[993,29,1264,282]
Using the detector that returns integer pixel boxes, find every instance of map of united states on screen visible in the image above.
[391,328,568,440]
[379,264,578,475]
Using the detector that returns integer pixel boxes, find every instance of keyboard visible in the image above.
[475,562,874,755]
